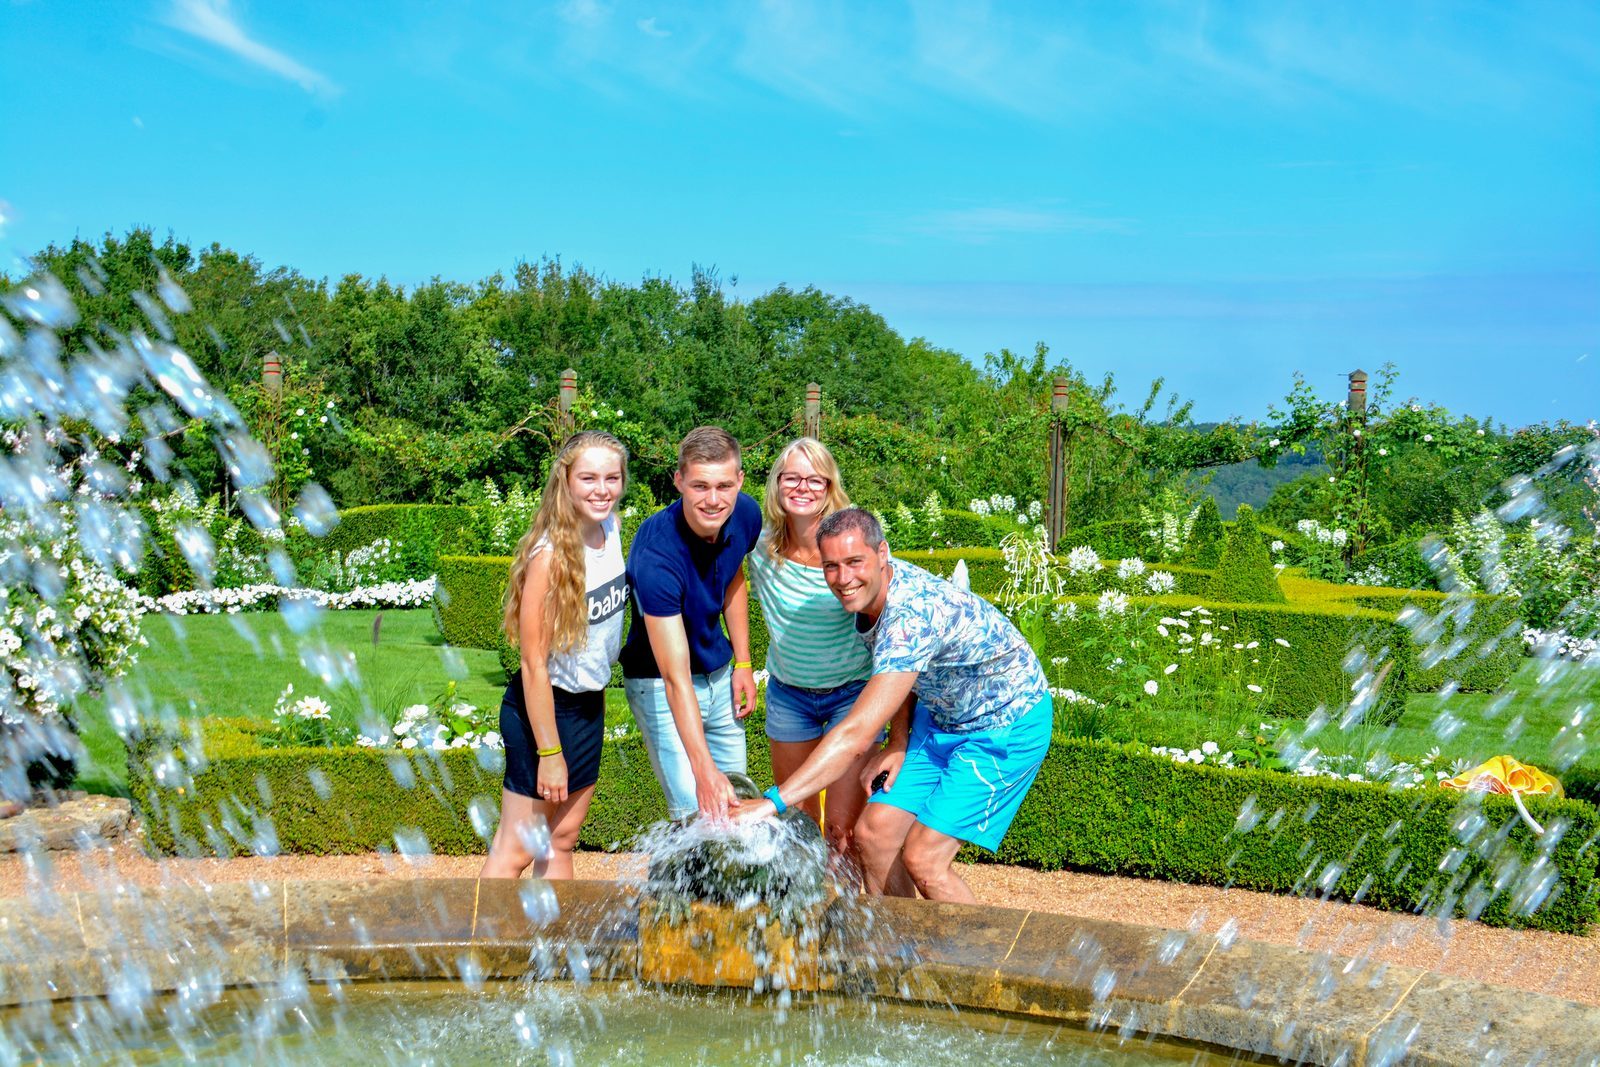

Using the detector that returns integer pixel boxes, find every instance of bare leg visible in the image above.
[480,784,596,880]
[819,750,877,887]
[853,802,919,897]
[769,738,823,826]
[899,822,975,904]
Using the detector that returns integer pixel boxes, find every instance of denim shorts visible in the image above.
[764,676,869,743]
[624,664,747,821]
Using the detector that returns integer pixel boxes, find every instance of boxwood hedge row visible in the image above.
[127,718,1597,933]
[438,552,1520,717]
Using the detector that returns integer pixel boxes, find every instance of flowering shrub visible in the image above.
[998,525,1061,658]
[1138,486,1200,562]
[302,537,411,593]
[464,478,541,555]
[137,577,436,616]
[1523,628,1598,664]
[1295,518,1351,583]
[371,682,502,752]
[1432,507,1600,632]
[260,683,349,748]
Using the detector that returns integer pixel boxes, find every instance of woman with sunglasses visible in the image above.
[747,437,878,879]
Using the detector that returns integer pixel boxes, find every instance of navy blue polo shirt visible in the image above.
[619,493,762,679]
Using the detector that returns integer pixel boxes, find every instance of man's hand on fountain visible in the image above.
[694,767,738,820]
[731,797,777,823]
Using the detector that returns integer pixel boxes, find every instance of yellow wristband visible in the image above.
[733,661,753,670]
[536,744,563,758]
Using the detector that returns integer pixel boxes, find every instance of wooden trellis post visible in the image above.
[1047,376,1070,553]
[557,367,577,436]
[1346,368,1369,561]
[263,350,282,394]
[804,382,822,439]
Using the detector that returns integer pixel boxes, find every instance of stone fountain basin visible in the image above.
[0,878,1593,1066]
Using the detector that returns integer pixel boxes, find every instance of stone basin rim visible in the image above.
[0,877,1593,1067]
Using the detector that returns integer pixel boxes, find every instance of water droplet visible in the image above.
[469,796,498,841]
[156,266,192,314]
[3,273,79,329]
[293,482,339,538]
[520,880,560,925]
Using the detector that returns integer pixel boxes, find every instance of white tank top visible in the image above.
[537,514,627,692]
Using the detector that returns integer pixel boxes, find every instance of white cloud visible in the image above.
[636,17,670,39]
[558,0,608,29]
[911,205,1133,243]
[166,0,339,98]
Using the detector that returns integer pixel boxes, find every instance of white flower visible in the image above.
[1187,749,1203,763]
[296,408,306,416]
[1246,684,1263,693]
[1143,680,1159,696]
[295,696,331,719]
[431,737,449,751]
[1274,637,1291,648]
[1270,540,1284,553]
[392,720,410,736]
[400,737,418,750]
[1378,448,1388,456]
[1116,558,1146,581]
[1145,570,1175,595]
[355,735,377,748]
[1201,741,1219,755]
[1065,546,1101,576]
[1268,438,1280,447]
[1423,433,1433,442]
[1096,590,1129,617]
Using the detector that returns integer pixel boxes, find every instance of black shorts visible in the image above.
[499,671,606,799]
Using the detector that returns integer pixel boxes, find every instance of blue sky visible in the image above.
[2,1,1596,427]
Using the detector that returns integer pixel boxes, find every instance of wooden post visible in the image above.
[1347,369,1368,416]
[1346,369,1368,562]
[558,367,577,436]
[263,350,282,394]
[1047,376,1070,553]
[804,382,822,440]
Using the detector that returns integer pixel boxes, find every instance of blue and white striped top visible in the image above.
[747,537,873,690]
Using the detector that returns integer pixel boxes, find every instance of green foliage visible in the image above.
[127,712,775,856]
[436,554,515,653]
[1183,496,1226,568]
[1208,505,1285,604]
[129,717,1596,933]
[992,736,1598,933]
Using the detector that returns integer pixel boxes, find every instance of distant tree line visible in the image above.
[10,229,1594,549]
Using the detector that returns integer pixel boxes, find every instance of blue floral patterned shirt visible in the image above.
[856,557,1050,733]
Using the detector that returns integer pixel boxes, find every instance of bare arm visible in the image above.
[516,550,568,804]
[722,565,757,718]
[741,672,918,817]
[642,612,736,817]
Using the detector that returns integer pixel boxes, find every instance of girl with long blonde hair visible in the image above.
[482,431,628,879]
[746,437,878,877]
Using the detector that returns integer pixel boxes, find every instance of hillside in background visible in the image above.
[1189,427,1328,516]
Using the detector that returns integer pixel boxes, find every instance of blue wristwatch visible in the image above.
[763,786,787,814]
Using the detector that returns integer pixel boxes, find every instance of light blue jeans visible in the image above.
[624,663,747,820]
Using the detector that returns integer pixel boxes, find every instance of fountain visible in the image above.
[3,257,1600,1065]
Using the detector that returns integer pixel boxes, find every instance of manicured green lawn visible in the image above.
[71,608,629,796]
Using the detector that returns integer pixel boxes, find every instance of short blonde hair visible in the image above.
[762,437,850,564]
[678,426,741,470]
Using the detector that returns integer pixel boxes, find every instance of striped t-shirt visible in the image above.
[747,537,872,690]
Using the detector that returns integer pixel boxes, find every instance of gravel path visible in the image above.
[3,845,1595,1007]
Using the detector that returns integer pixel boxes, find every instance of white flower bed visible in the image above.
[1522,628,1598,664]
[137,577,437,616]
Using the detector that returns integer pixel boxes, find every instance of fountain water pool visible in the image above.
[2,877,1597,1065]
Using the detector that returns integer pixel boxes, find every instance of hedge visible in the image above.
[303,504,474,557]
[903,548,1211,599]
[438,554,1521,715]
[1208,505,1285,604]
[994,736,1598,934]
[127,714,772,857]
[128,719,1597,933]
[1041,592,1520,721]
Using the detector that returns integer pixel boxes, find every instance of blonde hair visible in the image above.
[503,431,628,653]
[762,437,850,563]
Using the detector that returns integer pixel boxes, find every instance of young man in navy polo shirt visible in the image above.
[620,426,762,820]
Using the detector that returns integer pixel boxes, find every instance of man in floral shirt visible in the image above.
[737,508,1053,902]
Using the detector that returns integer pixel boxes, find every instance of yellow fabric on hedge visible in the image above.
[1440,756,1564,798]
